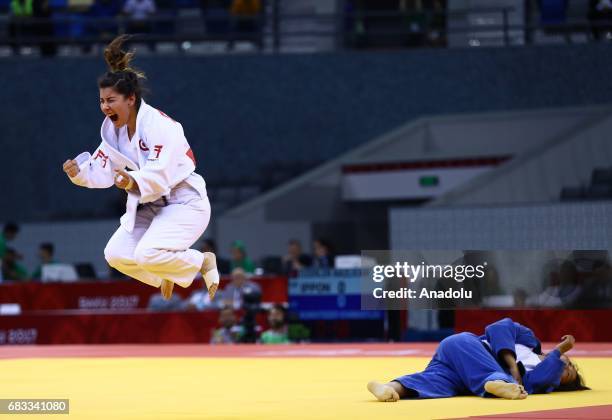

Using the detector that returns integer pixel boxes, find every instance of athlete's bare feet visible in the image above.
[207,283,218,301]
[160,279,174,300]
[201,252,220,300]
[367,381,400,402]
[484,380,528,400]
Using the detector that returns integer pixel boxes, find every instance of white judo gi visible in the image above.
[69,100,210,288]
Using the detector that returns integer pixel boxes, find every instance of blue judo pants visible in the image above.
[394,332,516,398]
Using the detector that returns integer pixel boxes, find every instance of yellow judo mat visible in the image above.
[1,356,611,420]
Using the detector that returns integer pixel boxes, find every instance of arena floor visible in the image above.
[0,343,611,419]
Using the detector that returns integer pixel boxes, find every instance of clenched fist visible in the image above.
[556,335,575,354]
[114,169,135,191]
[63,159,80,178]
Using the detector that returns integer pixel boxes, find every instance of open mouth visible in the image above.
[109,114,119,122]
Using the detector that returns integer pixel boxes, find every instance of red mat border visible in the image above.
[446,404,612,419]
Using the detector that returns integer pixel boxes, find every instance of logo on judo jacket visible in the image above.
[94,149,109,168]
[146,145,164,161]
[153,145,163,158]
[139,138,164,161]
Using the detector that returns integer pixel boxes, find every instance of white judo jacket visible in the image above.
[70,99,207,233]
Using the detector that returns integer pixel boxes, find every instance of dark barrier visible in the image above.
[0,276,288,311]
[0,310,275,344]
[455,309,612,342]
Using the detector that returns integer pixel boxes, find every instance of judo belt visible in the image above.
[137,196,169,211]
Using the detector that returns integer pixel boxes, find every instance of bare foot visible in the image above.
[160,279,174,300]
[207,283,218,301]
[367,381,400,402]
[484,380,528,400]
[201,252,220,300]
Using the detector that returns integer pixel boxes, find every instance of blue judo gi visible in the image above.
[394,318,566,398]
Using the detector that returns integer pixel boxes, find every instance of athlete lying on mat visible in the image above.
[368,317,589,402]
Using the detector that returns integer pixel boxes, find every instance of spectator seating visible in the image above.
[561,166,612,201]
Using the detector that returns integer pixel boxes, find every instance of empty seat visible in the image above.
[540,0,568,25]
[0,0,11,12]
[260,256,283,274]
[75,262,97,279]
[41,264,79,282]
[585,185,612,200]
[560,186,585,201]
[49,0,68,8]
[591,168,612,186]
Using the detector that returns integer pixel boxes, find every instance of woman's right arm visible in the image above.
[62,159,80,178]
[555,335,575,354]
[525,335,575,394]
[63,145,115,189]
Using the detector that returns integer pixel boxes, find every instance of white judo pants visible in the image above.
[104,182,210,288]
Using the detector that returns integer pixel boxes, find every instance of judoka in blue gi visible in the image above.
[368,318,589,402]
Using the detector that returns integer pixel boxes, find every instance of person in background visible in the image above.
[282,239,312,276]
[147,291,184,311]
[513,288,529,308]
[0,223,20,259]
[312,238,334,269]
[210,305,244,344]
[230,240,256,273]
[203,239,230,275]
[31,242,56,280]
[219,267,261,309]
[1,248,29,282]
[260,304,290,344]
[526,260,582,308]
[184,284,216,311]
[575,260,612,308]
[557,260,582,308]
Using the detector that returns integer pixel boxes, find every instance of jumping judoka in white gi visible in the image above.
[62,35,219,301]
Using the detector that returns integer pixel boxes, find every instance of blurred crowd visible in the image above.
[1,221,318,344]
[5,0,612,58]
[516,255,612,310]
[447,251,612,311]
[4,218,612,345]
[0,223,64,282]
[208,303,292,345]
[5,0,264,56]
[4,219,612,312]
[0,219,338,283]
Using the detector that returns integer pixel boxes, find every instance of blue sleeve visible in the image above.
[483,318,542,360]
[515,323,542,354]
[483,318,518,359]
[522,349,565,394]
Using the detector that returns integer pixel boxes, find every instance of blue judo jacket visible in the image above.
[480,317,566,394]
